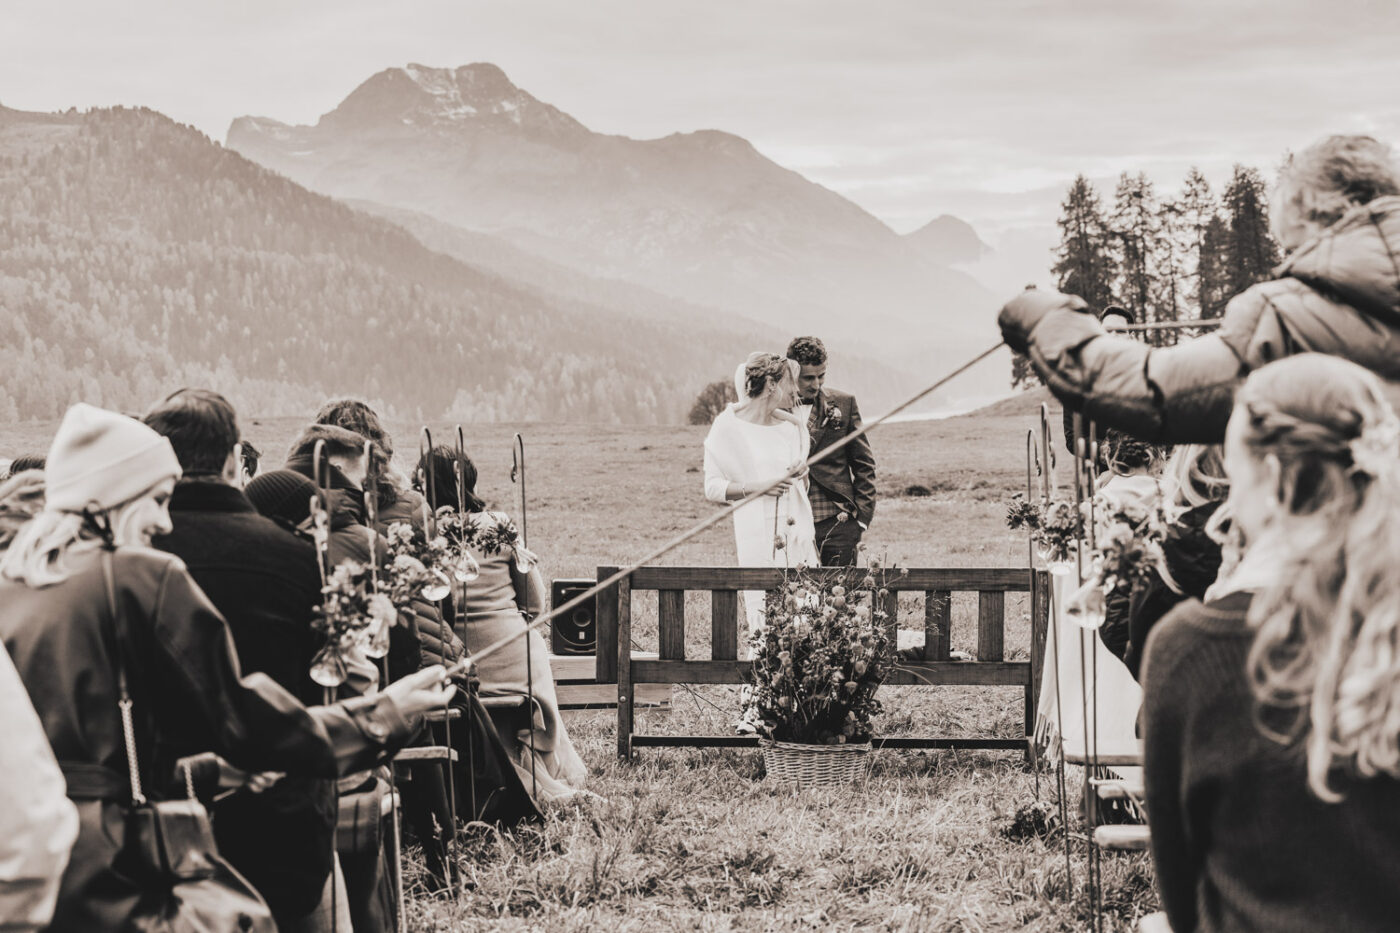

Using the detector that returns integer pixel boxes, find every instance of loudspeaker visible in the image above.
[550,578,596,656]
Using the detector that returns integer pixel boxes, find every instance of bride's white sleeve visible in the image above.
[703,442,730,503]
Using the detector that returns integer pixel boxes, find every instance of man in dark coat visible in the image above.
[144,389,336,930]
[787,336,877,566]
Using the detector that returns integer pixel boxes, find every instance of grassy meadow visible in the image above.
[1,391,1159,931]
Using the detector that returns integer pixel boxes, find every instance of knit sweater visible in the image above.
[1141,592,1400,932]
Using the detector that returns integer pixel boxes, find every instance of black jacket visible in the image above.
[152,481,332,924]
[0,547,415,933]
[805,388,877,526]
[283,456,423,678]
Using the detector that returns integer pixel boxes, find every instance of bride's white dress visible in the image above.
[703,406,820,634]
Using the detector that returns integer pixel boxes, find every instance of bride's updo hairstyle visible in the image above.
[1235,354,1400,800]
[743,352,795,399]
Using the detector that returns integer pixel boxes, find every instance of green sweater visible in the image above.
[1142,592,1400,932]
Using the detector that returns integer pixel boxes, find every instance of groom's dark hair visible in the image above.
[786,336,827,367]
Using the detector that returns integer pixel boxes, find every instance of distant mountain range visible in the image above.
[0,64,1042,424]
[227,63,1002,376]
[0,104,828,423]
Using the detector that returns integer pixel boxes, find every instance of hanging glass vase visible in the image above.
[454,552,480,584]
[1065,577,1107,630]
[309,643,348,687]
[421,567,452,602]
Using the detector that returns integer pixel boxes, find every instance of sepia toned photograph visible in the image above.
[2,2,1399,930]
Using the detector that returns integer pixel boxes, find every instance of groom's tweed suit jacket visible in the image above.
[805,388,877,526]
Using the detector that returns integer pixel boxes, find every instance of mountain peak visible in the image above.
[905,214,989,266]
[314,62,587,138]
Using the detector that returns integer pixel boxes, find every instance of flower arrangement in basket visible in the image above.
[1065,487,1171,630]
[738,564,897,785]
[1006,493,1085,569]
[310,560,398,687]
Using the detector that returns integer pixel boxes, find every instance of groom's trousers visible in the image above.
[814,514,862,567]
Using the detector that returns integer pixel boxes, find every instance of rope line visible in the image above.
[459,340,1008,672]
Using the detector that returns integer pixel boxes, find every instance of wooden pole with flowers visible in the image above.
[418,426,473,836]
[510,433,538,801]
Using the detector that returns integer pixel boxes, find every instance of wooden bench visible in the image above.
[594,566,1049,757]
[550,654,671,710]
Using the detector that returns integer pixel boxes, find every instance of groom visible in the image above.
[787,336,877,566]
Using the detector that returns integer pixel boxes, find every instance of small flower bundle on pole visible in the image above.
[1066,487,1171,630]
[1005,493,1084,568]
[310,560,397,686]
[738,565,895,745]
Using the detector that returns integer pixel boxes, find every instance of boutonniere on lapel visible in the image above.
[821,405,843,430]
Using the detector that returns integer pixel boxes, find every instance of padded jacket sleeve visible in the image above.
[1000,289,1271,444]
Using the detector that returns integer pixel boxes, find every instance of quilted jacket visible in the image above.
[1000,196,1400,443]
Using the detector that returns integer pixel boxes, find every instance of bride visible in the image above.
[703,352,820,634]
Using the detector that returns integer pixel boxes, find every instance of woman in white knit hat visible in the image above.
[0,403,458,933]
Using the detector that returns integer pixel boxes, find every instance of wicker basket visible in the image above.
[759,738,872,787]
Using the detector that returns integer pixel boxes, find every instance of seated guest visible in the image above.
[312,399,410,517]
[1142,354,1400,933]
[0,403,454,933]
[1124,444,1228,680]
[283,425,422,678]
[142,389,339,931]
[418,445,590,804]
[1003,134,1400,444]
[3,453,46,481]
[0,470,46,549]
[1094,434,1164,661]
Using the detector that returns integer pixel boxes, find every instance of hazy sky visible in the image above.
[5,0,1399,238]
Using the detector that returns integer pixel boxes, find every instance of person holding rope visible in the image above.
[0,403,456,933]
[1142,354,1400,933]
[1001,134,1400,444]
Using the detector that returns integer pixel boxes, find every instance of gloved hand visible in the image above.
[998,289,1091,355]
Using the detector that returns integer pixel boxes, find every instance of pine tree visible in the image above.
[1109,172,1170,341]
[1052,175,1118,311]
[1172,167,1218,319]
[1198,215,1232,319]
[1222,164,1281,299]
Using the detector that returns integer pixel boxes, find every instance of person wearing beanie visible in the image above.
[143,390,344,931]
[0,403,458,933]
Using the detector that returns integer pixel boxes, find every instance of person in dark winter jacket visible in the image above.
[282,425,422,679]
[0,403,455,933]
[1123,444,1228,680]
[1003,135,1400,444]
[1142,355,1400,933]
[142,389,338,930]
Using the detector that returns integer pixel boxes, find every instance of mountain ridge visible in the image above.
[226,62,1002,386]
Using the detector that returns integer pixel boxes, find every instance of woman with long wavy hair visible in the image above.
[1142,354,1400,933]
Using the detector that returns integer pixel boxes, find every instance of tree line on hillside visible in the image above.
[1012,165,1280,388]
[0,107,738,423]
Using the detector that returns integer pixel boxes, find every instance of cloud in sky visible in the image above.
[4,0,1398,235]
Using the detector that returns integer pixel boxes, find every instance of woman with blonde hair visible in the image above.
[704,352,819,634]
[1142,354,1400,932]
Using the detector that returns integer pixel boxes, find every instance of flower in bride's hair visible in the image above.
[1350,416,1400,478]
